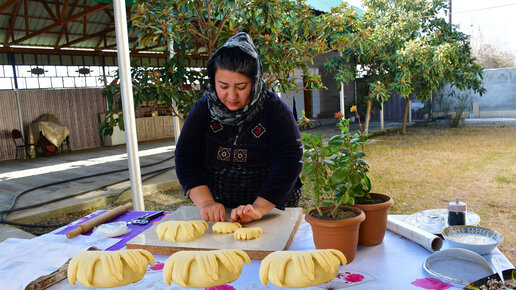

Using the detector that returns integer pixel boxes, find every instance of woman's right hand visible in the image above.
[198,201,226,222]
[188,185,226,222]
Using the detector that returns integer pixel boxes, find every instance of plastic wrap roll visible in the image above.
[387,216,442,252]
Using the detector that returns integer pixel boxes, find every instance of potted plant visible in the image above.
[300,110,393,262]
[297,110,316,130]
[300,116,367,262]
[347,106,394,246]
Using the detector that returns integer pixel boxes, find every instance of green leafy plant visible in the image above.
[99,58,203,136]
[300,116,371,218]
[297,110,315,129]
[449,91,470,128]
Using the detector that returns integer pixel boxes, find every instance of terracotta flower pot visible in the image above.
[354,193,394,246]
[305,206,365,262]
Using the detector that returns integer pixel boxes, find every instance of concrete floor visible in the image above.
[0,120,405,242]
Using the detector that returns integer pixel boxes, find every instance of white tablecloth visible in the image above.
[7,215,515,290]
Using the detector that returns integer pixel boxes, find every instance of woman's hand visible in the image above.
[199,201,226,222]
[230,197,275,223]
[230,204,262,223]
[189,185,226,222]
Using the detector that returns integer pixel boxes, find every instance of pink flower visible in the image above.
[206,285,235,290]
[334,112,343,119]
[149,262,164,271]
[344,273,364,282]
[411,278,453,290]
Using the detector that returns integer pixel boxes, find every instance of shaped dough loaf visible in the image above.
[213,222,242,234]
[163,249,250,288]
[259,249,347,288]
[234,227,262,240]
[156,220,208,242]
[67,249,155,288]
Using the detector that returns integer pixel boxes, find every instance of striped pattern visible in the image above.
[0,88,106,160]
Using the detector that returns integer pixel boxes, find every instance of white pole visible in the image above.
[167,41,182,145]
[340,82,345,118]
[113,0,145,210]
[339,52,345,118]
[380,102,384,130]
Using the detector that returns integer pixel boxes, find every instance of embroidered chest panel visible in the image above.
[211,121,267,163]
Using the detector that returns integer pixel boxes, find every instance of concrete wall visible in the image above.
[439,67,516,118]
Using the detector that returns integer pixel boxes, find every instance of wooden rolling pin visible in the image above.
[66,203,132,239]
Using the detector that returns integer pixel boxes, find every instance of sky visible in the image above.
[345,0,516,55]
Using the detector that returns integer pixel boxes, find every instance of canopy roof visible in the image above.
[0,0,153,56]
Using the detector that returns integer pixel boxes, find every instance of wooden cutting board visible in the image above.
[126,206,303,259]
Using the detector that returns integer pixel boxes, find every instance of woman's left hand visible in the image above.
[230,204,262,223]
[230,197,275,223]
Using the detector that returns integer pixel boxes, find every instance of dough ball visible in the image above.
[67,249,155,288]
[234,227,262,240]
[156,220,208,242]
[259,249,347,288]
[163,249,250,287]
[213,222,242,234]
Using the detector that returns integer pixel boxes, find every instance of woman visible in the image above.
[175,32,302,224]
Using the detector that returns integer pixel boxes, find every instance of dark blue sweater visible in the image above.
[175,91,303,208]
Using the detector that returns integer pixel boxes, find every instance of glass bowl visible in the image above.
[442,225,503,255]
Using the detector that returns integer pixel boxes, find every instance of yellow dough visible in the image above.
[67,249,155,288]
[259,249,347,288]
[213,222,242,234]
[234,227,262,240]
[156,220,208,242]
[163,249,250,287]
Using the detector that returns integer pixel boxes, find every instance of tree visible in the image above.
[100,0,339,135]
[325,0,485,135]
[130,0,334,108]
[472,43,515,69]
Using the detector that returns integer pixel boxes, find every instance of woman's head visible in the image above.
[205,32,268,126]
[207,47,257,111]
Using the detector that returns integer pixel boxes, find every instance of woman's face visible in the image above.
[214,69,253,111]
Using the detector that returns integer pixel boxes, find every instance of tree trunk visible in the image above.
[425,93,433,127]
[364,100,372,136]
[402,98,410,135]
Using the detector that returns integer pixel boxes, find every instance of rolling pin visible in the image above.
[66,203,132,239]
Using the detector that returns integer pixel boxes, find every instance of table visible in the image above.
[28,118,70,157]
[2,212,513,290]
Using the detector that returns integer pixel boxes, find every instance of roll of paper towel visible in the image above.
[387,216,443,252]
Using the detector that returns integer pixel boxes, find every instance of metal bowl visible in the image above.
[442,225,503,255]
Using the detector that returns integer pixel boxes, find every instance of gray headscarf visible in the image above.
[205,32,269,127]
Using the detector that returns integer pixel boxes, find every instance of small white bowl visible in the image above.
[442,225,503,255]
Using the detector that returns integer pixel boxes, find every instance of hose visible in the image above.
[0,154,175,228]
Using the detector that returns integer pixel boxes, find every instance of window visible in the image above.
[0,64,117,90]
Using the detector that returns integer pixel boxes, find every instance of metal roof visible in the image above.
[0,0,159,56]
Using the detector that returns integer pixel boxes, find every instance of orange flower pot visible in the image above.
[305,206,365,262]
[354,193,394,246]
